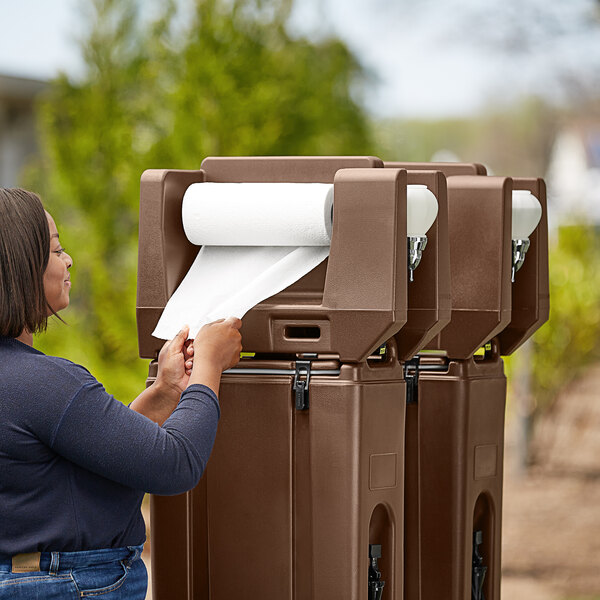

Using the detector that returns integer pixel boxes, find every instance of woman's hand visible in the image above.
[189,317,243,394]
[194,318,243,370]
[156,325,194,396]
[131,319,242,424]
[129,326,193,425]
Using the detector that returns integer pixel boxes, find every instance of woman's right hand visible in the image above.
[193,317,243,373]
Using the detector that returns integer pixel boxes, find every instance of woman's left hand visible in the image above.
[156,325,194,397]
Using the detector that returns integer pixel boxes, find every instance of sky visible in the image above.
[0,0,599,119]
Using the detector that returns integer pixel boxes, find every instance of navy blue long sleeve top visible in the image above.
[0,336,220,554]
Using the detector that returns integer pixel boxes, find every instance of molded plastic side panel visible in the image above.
[497,178,549,354]
[137,169,205,358]
[427,176,513,358]
[324,168,408,361]
[391,170,451,360]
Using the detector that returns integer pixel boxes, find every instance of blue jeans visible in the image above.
[0,545,147,599]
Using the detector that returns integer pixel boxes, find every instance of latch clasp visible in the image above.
[293,360,312,410]
[404,356,420,404]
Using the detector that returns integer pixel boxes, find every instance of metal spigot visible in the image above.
[472,530,487,600]
[408,235,428,282]
[368,544,385,600]
[511,238,531,282]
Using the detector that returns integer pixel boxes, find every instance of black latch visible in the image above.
[404,356,420,404]
[472,530,487,600]
[293,360,312,410]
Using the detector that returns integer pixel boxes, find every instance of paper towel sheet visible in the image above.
[151,181,334,340]
[152,245,329,339]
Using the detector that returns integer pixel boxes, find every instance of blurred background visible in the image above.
[1,0,599,598]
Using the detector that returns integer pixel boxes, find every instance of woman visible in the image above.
[0,188,242,599]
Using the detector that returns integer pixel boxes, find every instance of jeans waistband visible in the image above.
[0,544,144,573]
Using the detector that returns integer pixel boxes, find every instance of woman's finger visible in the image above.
[169,325,190,354]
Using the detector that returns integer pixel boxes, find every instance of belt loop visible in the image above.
[124,547,140,569]
[49,552,60,575]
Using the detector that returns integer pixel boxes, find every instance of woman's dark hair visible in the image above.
[0,188,51,337]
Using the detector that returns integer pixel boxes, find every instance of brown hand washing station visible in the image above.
[136,157,450,600]
[385,162,549,600]
[136,157,548,599]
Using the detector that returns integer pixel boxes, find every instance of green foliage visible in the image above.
[524,226,600,409]
[503,224,600,413]
[25,0,372,401]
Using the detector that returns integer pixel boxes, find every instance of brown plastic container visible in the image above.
[138,157,450,600]
[386,162,549,600]
[149,350,406,599]
[415,348,506,600]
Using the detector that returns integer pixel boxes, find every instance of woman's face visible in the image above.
[43,212,73,315]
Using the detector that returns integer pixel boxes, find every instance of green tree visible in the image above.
[26,0,373,401]
[528,226,600,406]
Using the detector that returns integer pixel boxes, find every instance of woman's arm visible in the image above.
[51,382,221,494]
[129,382,180,427]
[46,318,242,495]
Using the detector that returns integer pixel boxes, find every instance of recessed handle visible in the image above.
[284,325,321,340]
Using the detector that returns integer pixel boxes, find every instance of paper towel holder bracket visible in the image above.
[137,160,411,362]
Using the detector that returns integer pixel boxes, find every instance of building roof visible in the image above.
[0,73,47,103]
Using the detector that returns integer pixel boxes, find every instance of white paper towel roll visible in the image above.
[152,182,334,340]
[182,182,334,246]
[511,190,542,240]
[406,184,438,236]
